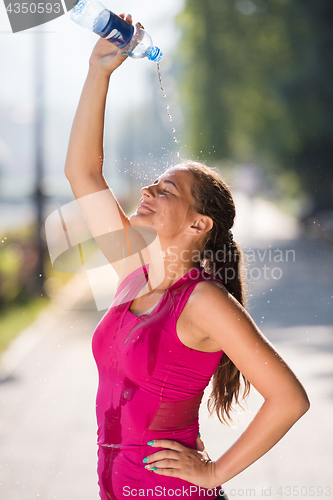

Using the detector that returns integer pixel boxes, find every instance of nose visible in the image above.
[140,184,155,198]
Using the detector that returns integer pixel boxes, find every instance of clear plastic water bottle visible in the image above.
[70,0,163,63]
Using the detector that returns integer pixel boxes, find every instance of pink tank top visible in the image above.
[92,264,224,500]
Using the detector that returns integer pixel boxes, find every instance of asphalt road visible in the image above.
[0,235,332,500]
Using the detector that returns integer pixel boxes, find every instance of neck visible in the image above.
[145,240,201,292]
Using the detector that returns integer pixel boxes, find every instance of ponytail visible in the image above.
[178,161,251,424]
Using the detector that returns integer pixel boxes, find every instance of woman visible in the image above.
[64,14,310,500]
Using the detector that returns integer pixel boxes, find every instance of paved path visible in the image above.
[0,234,332,500]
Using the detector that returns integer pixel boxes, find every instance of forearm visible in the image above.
[65,65,111,180]
[214,394,309,485]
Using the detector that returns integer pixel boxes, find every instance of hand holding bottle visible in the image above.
[71,0,162,63]
[89,14,141,76]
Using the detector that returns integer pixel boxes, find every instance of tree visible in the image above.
[176,0,333,211]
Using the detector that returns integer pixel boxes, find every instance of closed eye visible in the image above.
[152,179,174,194]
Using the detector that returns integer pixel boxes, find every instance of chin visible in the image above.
[129,212,150,226]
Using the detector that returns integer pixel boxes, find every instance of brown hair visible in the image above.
[175,160,250,424]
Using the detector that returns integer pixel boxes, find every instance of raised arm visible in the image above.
[65,15,148,278]
[64,19,130,215]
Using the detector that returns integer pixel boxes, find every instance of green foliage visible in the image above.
[0,223,88,355]
[0,228,38,307]
[176,0,333,210]
[0,224,99,311]
[0,297,49,354]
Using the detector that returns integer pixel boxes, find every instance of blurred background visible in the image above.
[0,0,332,499]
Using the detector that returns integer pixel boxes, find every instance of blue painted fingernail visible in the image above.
[121,52,127,56]
[147,441,154,446]
[143,457,148,463]
[152,467,157,471]
[198,431,201,437]
[137,22,142,27]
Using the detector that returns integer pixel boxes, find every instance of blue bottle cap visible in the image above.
[147,46,163,63]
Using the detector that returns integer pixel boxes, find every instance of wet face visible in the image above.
[129,166,200,242]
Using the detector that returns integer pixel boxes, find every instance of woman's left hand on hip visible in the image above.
[143,439,220,489]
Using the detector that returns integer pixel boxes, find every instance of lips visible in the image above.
[137,203,154,212]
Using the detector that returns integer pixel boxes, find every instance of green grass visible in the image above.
[0,296,50,355]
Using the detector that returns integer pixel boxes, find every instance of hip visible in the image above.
[98,446,226,500]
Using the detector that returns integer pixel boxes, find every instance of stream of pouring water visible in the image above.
[157,63,180,157]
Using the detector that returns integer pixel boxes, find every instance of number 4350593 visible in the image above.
[6,3,62,14]
[277,486,331,496]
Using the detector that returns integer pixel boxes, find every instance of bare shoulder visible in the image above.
[188,278,244,315]
[183,277,310,409]
[185,277,265,350]
[176,279,245,351]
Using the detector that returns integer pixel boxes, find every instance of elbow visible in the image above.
[290,388,310,421]
[273,385,310,422]
[65,166,78,185]
[64,163,73,181]
[299,392,310,416]
[64,156,77,181]
[297,382,310,416]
